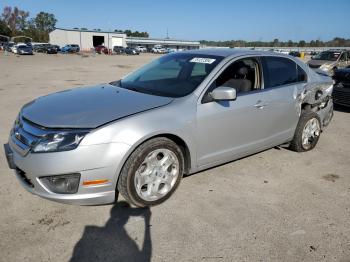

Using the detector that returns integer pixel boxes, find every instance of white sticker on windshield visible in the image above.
[190,57,216,64]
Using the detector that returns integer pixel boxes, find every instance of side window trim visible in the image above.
[200,55,264,104]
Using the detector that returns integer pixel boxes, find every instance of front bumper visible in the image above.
[4,140,131,205]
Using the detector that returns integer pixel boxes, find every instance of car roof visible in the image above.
[181,48,285,58]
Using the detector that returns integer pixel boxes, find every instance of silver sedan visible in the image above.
[4,49,334,207]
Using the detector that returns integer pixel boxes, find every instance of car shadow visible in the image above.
[70,197,152,262]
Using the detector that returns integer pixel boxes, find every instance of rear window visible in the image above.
[263,57,300,88]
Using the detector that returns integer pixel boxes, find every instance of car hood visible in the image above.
[21,84,173,128]
[308,60,335,67]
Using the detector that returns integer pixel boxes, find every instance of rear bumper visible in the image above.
[4,141,131,205]
[317,97,334,129]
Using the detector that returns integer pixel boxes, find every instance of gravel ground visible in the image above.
[0,52,349,262]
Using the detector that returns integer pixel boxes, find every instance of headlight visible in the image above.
[33,131,88,153]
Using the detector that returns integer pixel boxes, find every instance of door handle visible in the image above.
[254,100,268,109]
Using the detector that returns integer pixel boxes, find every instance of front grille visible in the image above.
[11,117,49,156]
[16,168,34,188]
[333,86,350,106]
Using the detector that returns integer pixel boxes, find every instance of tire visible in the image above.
[290,112,321,152]
[117,137,184,207]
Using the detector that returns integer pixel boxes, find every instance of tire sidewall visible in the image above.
[296,112,321,152]
[123,138,184,207]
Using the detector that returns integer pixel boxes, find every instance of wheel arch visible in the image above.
[117,133,193,182]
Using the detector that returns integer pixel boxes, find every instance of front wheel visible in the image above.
[117,137,184,207]
[290,112,321,152]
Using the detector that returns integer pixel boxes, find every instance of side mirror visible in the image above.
[211,86,237,101]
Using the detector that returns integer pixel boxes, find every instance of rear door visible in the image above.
[260,56,305,141]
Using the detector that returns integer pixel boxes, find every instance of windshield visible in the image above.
[115,53,223,97]
[313,51,341,61]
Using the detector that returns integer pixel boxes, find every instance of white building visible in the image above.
[49,28,127,51]
[49,28,200,51]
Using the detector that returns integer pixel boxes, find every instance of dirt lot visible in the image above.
[0,52,349,262]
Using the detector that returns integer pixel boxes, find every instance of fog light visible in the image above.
[40,173,80,194]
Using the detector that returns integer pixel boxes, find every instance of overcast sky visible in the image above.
[1,0,349,41]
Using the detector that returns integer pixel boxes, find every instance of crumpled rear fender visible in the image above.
[297,81,334,129]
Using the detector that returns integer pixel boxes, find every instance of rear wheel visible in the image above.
[117,137,184,207]
[290,112,321,152]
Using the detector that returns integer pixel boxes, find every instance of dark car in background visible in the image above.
[113,46,125,54]
[124,47,140,55]
[332,66,350,107]
[33,44,48,52]
[289,51,301,57]
[34,44,58,54]
[51,45,60,52]
[4,42,14,52]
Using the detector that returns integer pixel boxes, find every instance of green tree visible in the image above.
[34,11,56,42]
[298,40,306,47]
[34,12,56,32]
[0,19,11,36]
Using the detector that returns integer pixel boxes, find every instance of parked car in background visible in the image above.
[152,45,166,53]
[3,42,14,52]
[4,49,334,207]
[32,44,43,52]
[307,49,350,75]
[125,47,140,55]
[51,45,60,52]
[113,46,125,54]
[34,44,58,54]
[16,45,33,55]
[332,66,350,107]
[61,44,80,53]
[273,49,290,55]
[166,48,177,53]
[135,46,147,52]
[289,51,301,57]
[94,45,109,54]
[12,44,29,54]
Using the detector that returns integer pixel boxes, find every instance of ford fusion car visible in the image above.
[4,49,334,207]
[307,49,350,76]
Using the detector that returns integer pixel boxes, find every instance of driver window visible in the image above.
[215,58,260,94]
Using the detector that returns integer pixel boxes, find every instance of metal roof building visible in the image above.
[126,37,200,50]
[49,28,127,51]
[49,28,200,51]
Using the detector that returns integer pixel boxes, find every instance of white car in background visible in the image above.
[135,46,147,52]
[12,44,28,54]
[152,45,166,53]
[274,49,290,55]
